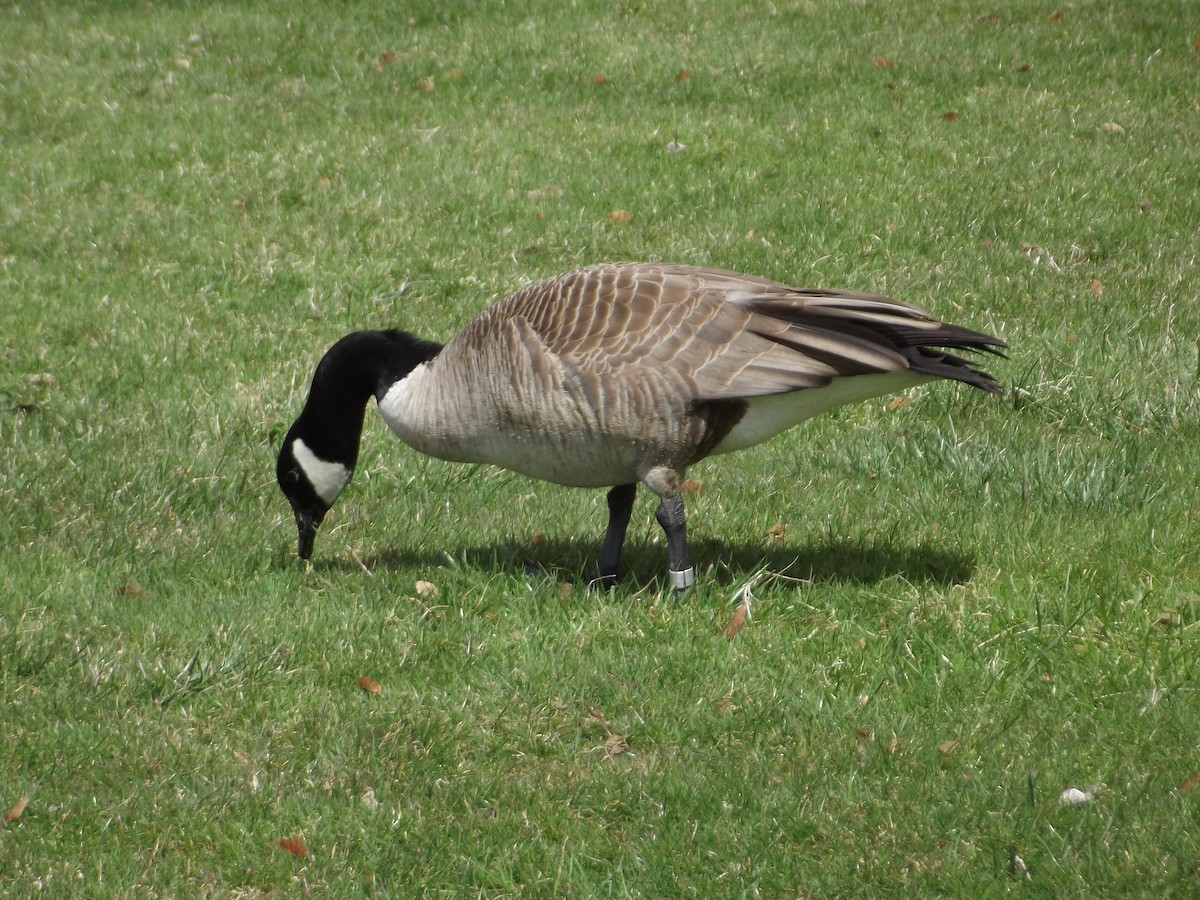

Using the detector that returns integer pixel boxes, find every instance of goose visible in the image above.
[276,262,1005,590]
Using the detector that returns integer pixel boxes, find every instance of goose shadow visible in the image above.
[296,534,976,591]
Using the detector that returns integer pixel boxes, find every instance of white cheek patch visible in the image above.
[292,437,352,504]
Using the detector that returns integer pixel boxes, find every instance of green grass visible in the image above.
[3,0,1199,894]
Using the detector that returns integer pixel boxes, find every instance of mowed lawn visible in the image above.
[2,1,1198,895]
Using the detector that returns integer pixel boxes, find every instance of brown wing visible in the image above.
[462,263,1002,402]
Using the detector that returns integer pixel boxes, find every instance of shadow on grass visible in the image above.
[295,535,975,590]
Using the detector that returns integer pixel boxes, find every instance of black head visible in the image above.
[276,428,344,560]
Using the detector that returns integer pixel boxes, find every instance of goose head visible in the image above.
[276,430,351,559]
[276,329,444,561]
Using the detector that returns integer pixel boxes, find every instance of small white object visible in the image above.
[666,140,686,153]
[669,567,696,590]
[1059,787,1092,805]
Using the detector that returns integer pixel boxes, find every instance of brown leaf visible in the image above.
[681,479,706,493]
[415,77,435,92]
[676,69,691,81]
[273,833,309,858]
[1180,771,1200,794]
[1065,332,1079,343]
[374,51,396,72]
[938,740,959,756]
[529,530,547,549]
[973,12,1000,25]
[604,733,631,757]
[873,55,894,68]
[116,582,144,599]
[887,735,901,755]
[978,237,994,249]
[607,209,633,223]
[721,600,749,639]
[767,522,787,540]
[1196,34,1200,53]
[886,395,911,412]
[444,67,464,79]
[358,677,381,694]
[414,579,439,599]
[1095,121,1124,134]
[1047,10,1064,22]
[525,184,564,200]
[1156,609,1180,628]
[592,72,607,84]
[1090,279,1104,296]
[4,797,28,823]
[941,110,959,122]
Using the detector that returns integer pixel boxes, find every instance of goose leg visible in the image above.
[655,494,695,592]
[597,483,637,589]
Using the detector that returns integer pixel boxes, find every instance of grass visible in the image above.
[2,0,1199,894]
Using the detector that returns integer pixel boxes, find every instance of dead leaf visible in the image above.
[116,582,144,599]
[681,479,706,493]
[316,175,332,188]
[604,733,630,757]
[852,728,874,743]
[415,77,435,92]
[1196,34,1200,53]
[886,395,911,412]
[767,522,787,540]
[1016,63,1032,72]
[557,581,573,598]
[273,834,309,858]
[873,55,894,68]
[4,797,28,823]
[1065,332,1079,343]
[1095,121,1124,134]
[941,110,959,122]
[938,740,959,756]
[676,69,690,81]
[1090,279,1104,296]
[607,209,633,223]
[173,57,192,70]
[978,237,994,249]
[721,599,749,639]
[1180,772,1200,794]
[374,51,396,72]
[592,73,607,84]
[358,677,381,694]
[529,530,547,549]
[973,12,1000,25]
[887,735,901,755]
[414,579,439,599]
[1156,609,1180,628]
[525,185,564,200]
[1047,10,1064,22]
[444,67,464,79]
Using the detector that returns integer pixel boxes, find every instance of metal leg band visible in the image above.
[668,567,696,591]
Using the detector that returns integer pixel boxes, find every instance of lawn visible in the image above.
[2,0,1198,895]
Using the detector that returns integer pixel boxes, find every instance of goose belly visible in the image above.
[378,373,645,488]
[714,371,930,455]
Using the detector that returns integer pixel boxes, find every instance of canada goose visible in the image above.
[276,262,1005,589]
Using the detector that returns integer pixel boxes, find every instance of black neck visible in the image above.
[293,330,443,466]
